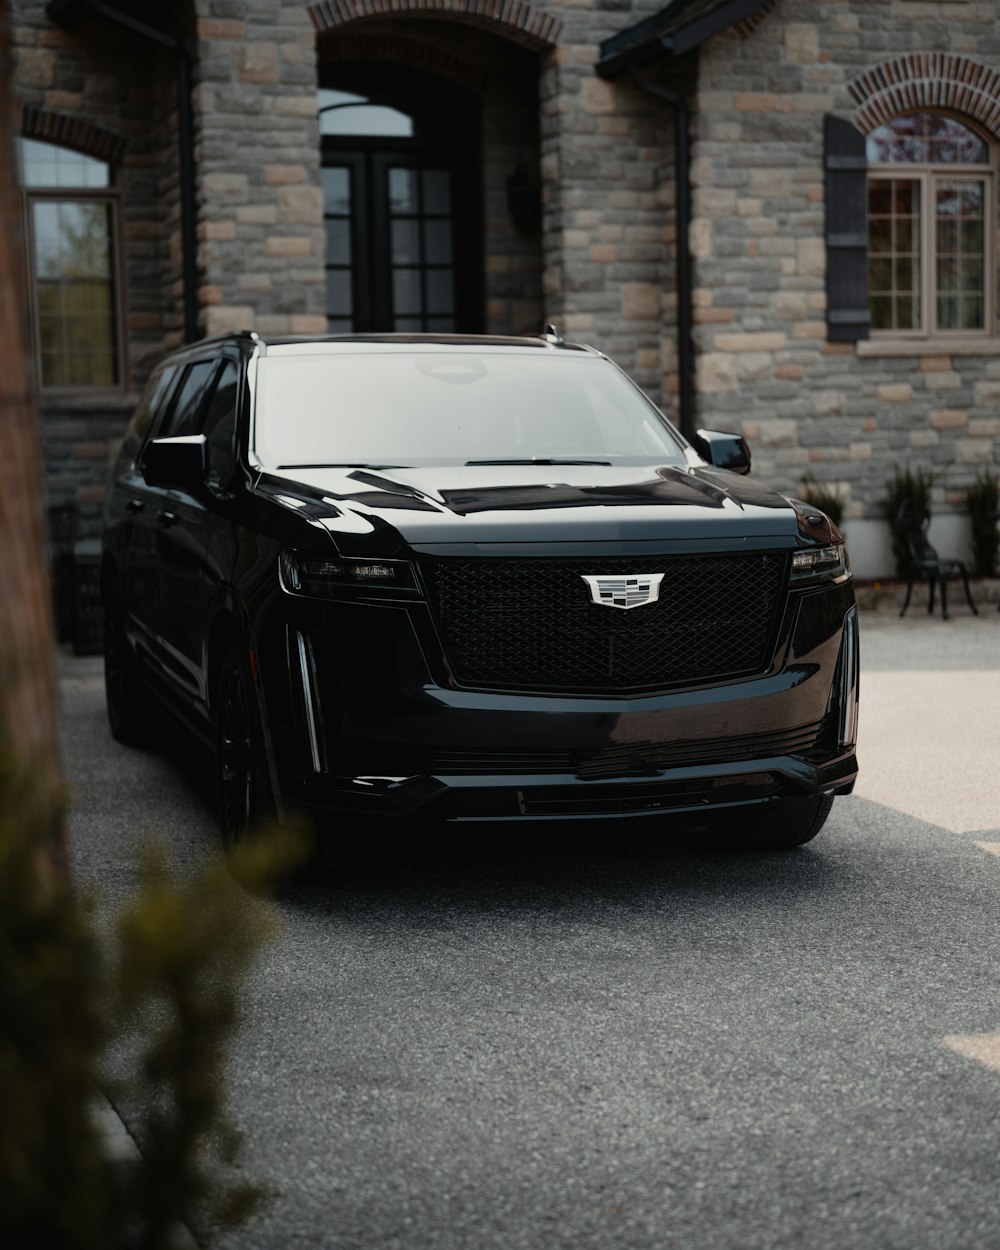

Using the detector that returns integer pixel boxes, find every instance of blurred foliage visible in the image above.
[884,466,935,579]
[798,472,846,528]
[0,740,305,1250]
[965,469,999,578]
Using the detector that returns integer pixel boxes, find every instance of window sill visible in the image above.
[40,391,137,413]
[857,337,1000,357]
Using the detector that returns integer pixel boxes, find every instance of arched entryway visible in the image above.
[313,3,559,337]
[320,64,481,333]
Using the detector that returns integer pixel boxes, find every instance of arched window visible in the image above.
[319,88,415,138]
[17,137,122,389]
[866,112,992,335]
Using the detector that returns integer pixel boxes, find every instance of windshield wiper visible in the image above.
[275,463,405,470]
[465,458,612,466]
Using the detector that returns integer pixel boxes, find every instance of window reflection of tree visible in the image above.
[19,138,119,388]
[865,112,990,335]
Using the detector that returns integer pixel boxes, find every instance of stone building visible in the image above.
[8,0,1000,575]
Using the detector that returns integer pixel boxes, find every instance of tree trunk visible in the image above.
[0,0,66,864]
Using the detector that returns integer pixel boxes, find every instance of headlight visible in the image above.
[279,549,417,596]
[790,542,850,585]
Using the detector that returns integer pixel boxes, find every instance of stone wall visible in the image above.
[193,1,326,337]
[540,0,676,406]
[11,2,186,530]
[690,0,1000,573]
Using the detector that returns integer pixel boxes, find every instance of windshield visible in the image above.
[253,351,687,469]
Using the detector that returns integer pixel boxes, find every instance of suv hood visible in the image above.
[261,463,813,549]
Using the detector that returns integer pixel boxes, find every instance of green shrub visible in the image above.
[965,469,999,577]
[0,743,301,1250]
[798,472,847,528]
[884,466,935,579]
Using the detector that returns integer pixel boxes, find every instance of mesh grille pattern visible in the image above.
[424,553,788,692]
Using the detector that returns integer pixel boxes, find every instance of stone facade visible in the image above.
[685,0,1000,572]
[8,0,1000,574]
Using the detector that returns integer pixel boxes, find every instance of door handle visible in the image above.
[126,498,144,514]
[156,510,177,527]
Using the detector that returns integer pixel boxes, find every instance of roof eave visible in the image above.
[597,0,768,80]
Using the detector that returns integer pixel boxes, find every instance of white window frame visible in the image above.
[867,120,995,341]
[19,139,127,395]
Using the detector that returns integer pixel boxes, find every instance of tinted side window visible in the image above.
[200,360,240,490]
[160,360,218,439]
[114,365,178,474]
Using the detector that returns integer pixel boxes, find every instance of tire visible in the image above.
[214,644,276,853]
[103,596,152,746]
[723,793,834,851]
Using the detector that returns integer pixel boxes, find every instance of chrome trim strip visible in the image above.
[838,606,859,749]
[296,629,325,774]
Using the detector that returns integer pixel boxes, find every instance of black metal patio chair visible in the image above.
[897,500,978,620]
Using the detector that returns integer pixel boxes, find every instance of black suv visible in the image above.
[102,332,858,852]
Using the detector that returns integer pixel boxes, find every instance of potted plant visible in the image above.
[965,469,999,578]
[798,471,847,528]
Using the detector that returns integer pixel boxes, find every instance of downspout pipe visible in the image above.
[629,64,696,441]
[49,0,199,344]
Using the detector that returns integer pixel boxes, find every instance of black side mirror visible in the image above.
[141,435,207,493]
[692,428,752,476]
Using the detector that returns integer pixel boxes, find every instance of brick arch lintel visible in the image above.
[19,105,128,164]
[848,53,1000,141]
[320,31,488,92]
[308,0,562,54]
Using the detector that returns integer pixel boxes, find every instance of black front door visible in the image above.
[320,70,481,334]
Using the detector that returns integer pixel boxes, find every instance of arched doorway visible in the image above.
[320,64,482,333]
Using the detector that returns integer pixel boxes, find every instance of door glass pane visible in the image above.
[323,165,354,327]
[326,269,352,316]
[388,164,460,328]
[426,269,455,315]
[321,167,350,214]
[393,269,421,316]
[325,218,351,266]
[422,170,451,214]
[32,198,118,387]
[424,219,453,264]
[391,220,421,264]
[389,169,418,213]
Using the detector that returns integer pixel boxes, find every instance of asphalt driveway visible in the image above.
[59,611,1000,1250]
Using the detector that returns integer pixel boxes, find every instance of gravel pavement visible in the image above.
[59,610,1000,1250]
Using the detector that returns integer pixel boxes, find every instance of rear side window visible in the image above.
[113,364,178,474]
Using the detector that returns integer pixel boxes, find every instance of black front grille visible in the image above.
[424,553,788,692]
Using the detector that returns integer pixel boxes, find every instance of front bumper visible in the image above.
[259,578,859,829]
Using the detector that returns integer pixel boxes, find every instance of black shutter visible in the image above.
[824,114,869,342]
